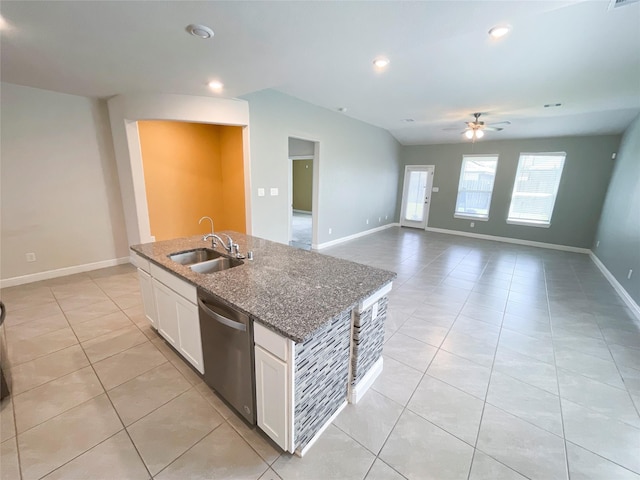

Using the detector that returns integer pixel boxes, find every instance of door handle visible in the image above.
[197,298,247,331]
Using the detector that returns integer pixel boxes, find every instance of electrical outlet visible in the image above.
[25,252,36,262]
[470,222,475,228]
[378,217,381,223]
[270,187,279,196]
[258,188,265,197]
[385,215,388,220]
[596,240,600,247]
[628,269,633,280]
[366,219,369,225]
[328,228,332,235]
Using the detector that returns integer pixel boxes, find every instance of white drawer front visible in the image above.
[254,322,289,362]
[150,263,197,304]
[130,252,150,273]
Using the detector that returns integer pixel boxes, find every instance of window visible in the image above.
[454,155,499,220]
[507,152,566,227]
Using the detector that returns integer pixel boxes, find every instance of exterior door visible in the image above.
[400,165,434,229]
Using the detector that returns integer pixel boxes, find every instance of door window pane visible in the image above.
[455,155,499,220]
[405,171,427,221]
[507,153,566,226]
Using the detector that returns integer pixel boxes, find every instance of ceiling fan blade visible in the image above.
[483,127,504,131]
[486,121,511,127]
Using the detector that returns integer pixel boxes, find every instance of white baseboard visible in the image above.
[349,357,383,404]
[589,252,640,322]
[0,257,131,288]
[424,227,591,254]
[295,400,348,457]
[314,223,400,250]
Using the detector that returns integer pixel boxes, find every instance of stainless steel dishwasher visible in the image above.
[197,288,256,425]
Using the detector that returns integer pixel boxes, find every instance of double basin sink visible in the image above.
[169,248,243,274]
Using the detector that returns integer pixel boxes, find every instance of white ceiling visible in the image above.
[1,0,639,145]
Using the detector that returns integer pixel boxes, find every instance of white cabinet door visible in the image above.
[137,268,157,328]
[255,345,289,451]
[152,279,180,348]
[175,296,203,374]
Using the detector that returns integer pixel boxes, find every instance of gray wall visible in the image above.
[0,83,129,281]
[243,89,401,245]
[401,135,621,248]
[592,116,640,305]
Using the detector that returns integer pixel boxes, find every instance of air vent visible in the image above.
[609,0,639,10]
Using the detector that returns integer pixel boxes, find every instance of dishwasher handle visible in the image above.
[198,298,247,332]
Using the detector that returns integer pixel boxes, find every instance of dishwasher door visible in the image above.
[198,291,256,425]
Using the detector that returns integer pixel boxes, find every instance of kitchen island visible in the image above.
[130,232,395,455]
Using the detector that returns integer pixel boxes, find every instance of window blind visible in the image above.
[507,153,566,225]
[455,155,499,219]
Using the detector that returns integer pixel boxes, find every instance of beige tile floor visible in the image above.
[0,227,638,479]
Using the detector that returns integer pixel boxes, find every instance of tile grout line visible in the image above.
[465,250,512,480]
[53,278,154,480]
[543,258,572,480]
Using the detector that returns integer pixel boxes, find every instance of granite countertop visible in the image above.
[130,232,396,343]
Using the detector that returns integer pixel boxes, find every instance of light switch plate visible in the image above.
[432,187,439,192]
[270,188,279,196]
[258,188,265,197]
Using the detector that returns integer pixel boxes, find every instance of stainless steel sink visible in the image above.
[169,249,222,265]
[190,257,243,274]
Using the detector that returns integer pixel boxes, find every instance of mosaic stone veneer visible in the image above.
[351,297,388,387]
[294,308,351,450]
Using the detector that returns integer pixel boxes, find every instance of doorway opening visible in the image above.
[400,165,435,229]
[288,137,317,250]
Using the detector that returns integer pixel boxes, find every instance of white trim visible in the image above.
[348,357,383,404]
[506,219,551,228]
[359,283,393,312]
[0,257,131,288]
[423,227,590,254]
[454,214,489,222]
[314,223,399,250]
[289,155,314,160]
[589,253,640,322]
[295,400,348,457]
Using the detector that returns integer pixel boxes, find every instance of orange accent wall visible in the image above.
[138,121,246,241]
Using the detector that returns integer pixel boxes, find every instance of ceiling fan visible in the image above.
[446,113,511,140]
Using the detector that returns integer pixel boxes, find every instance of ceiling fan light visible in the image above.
[465,130,475,139]
[475,129,485,139]
[488,25,511,39]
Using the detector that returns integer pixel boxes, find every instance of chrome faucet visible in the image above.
[199,216,216,247]
[198,216,243,257]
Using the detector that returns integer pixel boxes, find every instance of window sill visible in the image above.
[454,214,489,222]
[506,219,551,228]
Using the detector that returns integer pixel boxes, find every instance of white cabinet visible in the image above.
[137,269,157,328]
[132,251,203,375]
[254,322,294,452]
[152,279,180,347]
[152,278,204,375]
[255,346,289,450]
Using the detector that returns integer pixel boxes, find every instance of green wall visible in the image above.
[293,159,313,211]
[592,116,640,305]
[401,135,622,248]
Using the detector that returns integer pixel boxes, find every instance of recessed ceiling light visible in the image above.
[337,107,348,112]
[186,24,214,39]
[402,119,415,123]
[488,25,511,39]
[373,57,390,68]
[544,103,562,108]
[208,80,224,91]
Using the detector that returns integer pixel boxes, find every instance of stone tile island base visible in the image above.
[293,283,391,456]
